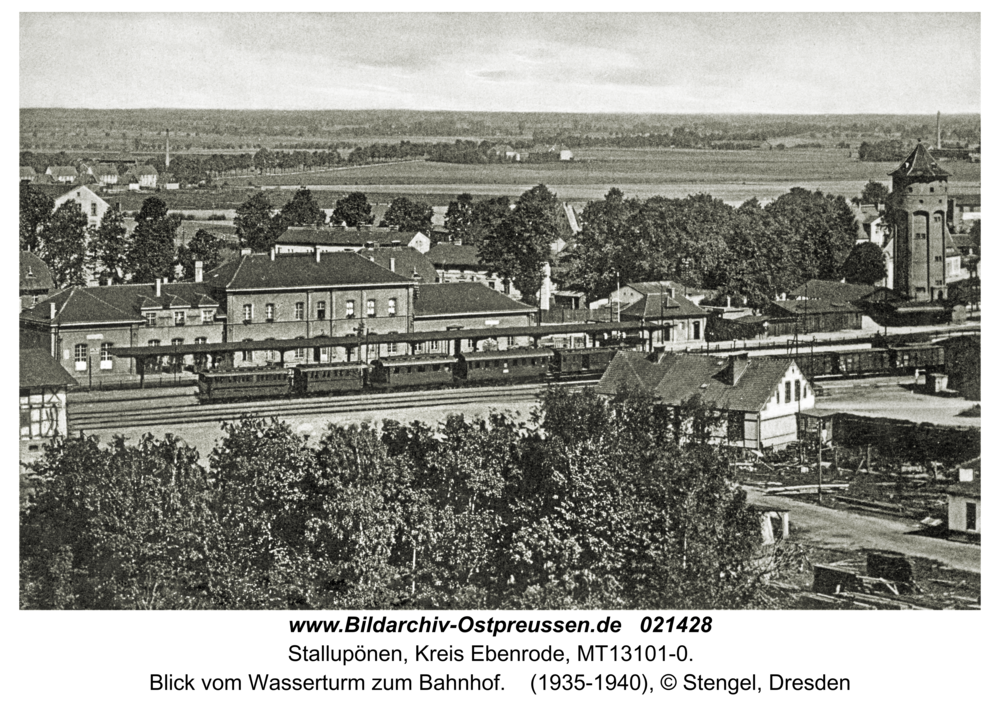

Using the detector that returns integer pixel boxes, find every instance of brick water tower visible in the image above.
[888,142,950,302]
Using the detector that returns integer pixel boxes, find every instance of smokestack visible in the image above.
[937,111,941,150]
[155,278,161,297]
[195,260,203,283]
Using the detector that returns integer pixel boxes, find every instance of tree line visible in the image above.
[20,389,800,610]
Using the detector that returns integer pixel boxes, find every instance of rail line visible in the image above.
[68,379,599,433]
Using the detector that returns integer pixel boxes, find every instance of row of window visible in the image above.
[243,299,397,324]
[780,379,803,404]
[144,309,215,327]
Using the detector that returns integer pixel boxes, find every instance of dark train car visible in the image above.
[793,351,837,378]
[455,348,554,384]
[892,345,945,372]
[197,367,292,402]
[293,362,366,396]
[837,348,893,376]
[369,355,456,390]
[551,347,618,376]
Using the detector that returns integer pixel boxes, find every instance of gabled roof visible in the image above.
[596,351,795,413]
[619,292,706,319]
[202,251,413,291]
[127,164,159,177]
[275,226,425,248]
[357,246,437,284]
[890,142,950,179]
[20,283,222,326]
[425,243,484,269]
[91,164,119,178]
[46,166,78,178]
[20,252,55,293]
[415,282,535,317]
[788,279,876,302]
[20,349,78,388]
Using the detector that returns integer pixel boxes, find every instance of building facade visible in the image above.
[20,348,78,462]
[53,185,110,228]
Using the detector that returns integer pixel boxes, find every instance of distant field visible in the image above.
[231,148,980,204]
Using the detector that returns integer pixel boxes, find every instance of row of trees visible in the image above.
[562,187,861,308]
[20,389,800,610]
[20,183,228,288]
[233,189,435,252]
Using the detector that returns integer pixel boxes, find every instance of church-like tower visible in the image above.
[888,142,950,302]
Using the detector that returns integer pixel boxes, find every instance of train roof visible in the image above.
[460,347,554,361]
[371,354,457,367]
[295,362,367,370]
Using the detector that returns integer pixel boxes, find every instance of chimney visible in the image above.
[723,353,750,386]
[668,287,675,299]
[270,247,275,261]
[389,257,396,273]
[49,302,56,320]
[155,278,162,297]
[413,272,422,301]
[726,295,732,309]
[195,261,203,283]
[315,247,322,263]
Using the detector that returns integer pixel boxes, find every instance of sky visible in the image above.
[19,12,981,114]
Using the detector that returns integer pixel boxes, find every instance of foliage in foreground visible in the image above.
[20,390,800,610]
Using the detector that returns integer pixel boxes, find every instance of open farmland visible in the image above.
[235,148,981,204]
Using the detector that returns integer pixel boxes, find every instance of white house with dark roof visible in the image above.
[89,163,120,186]
[596,351,814,449]
[274,226,431,255]
[425,242,519,297]
[53,185,110,228]
[124,164,158,189]
[45,166,78,183]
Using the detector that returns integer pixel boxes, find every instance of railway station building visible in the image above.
[616,289,708,347]
[19,279,226,380]
[596,351,815,449]
[412,282,538,353]
[200,250,417,365]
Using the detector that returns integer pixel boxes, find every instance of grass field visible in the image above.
[230,148,981,204]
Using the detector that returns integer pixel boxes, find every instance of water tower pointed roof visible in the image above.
[890,142,950,179]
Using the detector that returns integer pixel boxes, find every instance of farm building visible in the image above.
[20,166,37,182]
[124,164,158,189]
[89,163,120,186]
[45,165,78,183]
[595,351,815,449]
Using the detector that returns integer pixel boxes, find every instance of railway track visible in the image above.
[68,379,599,433]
